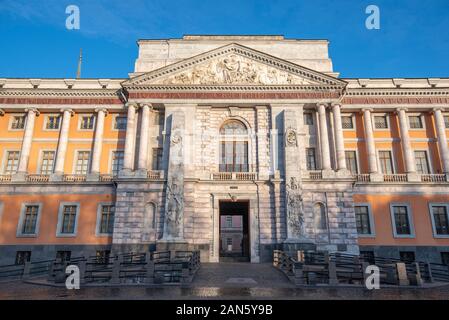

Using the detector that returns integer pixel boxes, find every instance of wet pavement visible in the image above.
[1,263,449,300]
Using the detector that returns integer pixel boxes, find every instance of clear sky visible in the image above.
[0,0,448,79]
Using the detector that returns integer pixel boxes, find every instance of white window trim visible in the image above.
[341,113,356,131]
[372,113,390,131]
[428,203,449,239]
[72,149,92,175]
[303,112,315,126]
[390,203,415,238]
[56,202,80,237]
[111,114,127,131]
[8,113,26,131]
[414,149,433,174]
[37,149,56,175]
[443,113,449,129]
[108,149,124,175]
[42,114,62,131]
[354,203,376,238]
[344,148,360,174]
[17,203,43,237]
[95,202,115,236]
[1,149,20,174]
[77,114,96,131]
[377,148,396,174]
[407,113,426,130]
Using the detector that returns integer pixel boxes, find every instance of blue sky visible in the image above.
[0,0,448,79]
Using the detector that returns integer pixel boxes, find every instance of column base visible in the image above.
[86,172,100,182]
[407,172,421,182]
[335,168,352,178]
[135,169,148,179]
[118,168,134,179]
[49,173,64,182]
[322,169,335,179]
[370,173,384,182]
[11,172,26,182]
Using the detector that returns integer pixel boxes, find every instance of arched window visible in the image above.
[219,120,249,172]
[144,202,156,229]
[314,203,327,230]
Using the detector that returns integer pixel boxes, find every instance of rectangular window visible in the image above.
[40,151,55,175]
[355,206,372,235]
[56,251,71,262]
[45,115,61,130]
[75,151,90,175]
[431,206,449,235]
[393,206,411,236]
[111,151,124,176]
[15,251,31,265]
[306,148,316,170]
[61,205,78,234]
[80,115,95,130]
[114,116,127,130]
[152,148,163,171]
[11,116,26,130]
[360,251,375,264]
[4,151,20,174]
[399,251,415,262]
[444,116,449,129]
[341,116,354,129]
[379,151,394,174]
[226,216,232,228]
[21,205,39,235]
[408,115,423,129]
[345,151,358,174]
[154,112,165,126]
[441,252,449,266]
[414,151,430,174]
[374,115,388,129]
[96,250,111,264]
[304,113,314,125]
[226,238,233,246]
[99,205,115,234]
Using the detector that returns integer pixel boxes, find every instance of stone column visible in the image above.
[317,103,332,171]
[13,108,39,181]
[433,108,449,174]
[362,108,381,180]
[120,103,138,176]
[396,108,419,181]
[51,108,73,181]
[332,103,347,172]
[88,108,108,181]
[137,104,151,176]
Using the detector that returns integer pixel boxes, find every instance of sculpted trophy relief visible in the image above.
[158,54,314,85]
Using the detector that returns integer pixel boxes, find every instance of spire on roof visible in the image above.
[76,48,82,79]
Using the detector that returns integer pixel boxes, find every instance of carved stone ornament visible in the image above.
[156,54,314,86]
[285,128,297,147]
[171,133,182,145]
[286,177,305,238]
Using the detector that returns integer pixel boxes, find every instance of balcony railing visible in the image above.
[211,172,257,181]
[147,170,163,180]
[308,171,323,180]
[99,174,114,182]
[0,175,12,182]
[63,174,87,182]
[354,174,371,182]
[383,174,408,183]
[26,174,50,183]
[421,174,447,183]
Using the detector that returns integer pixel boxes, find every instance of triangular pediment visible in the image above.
[123,43,346,88]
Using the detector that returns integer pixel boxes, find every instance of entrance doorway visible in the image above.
[219,201,250,262]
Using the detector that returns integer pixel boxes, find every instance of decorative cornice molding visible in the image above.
[346,87,449,97]
[0,88,123,98]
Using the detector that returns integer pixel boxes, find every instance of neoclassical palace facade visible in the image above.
[1,35,449,264]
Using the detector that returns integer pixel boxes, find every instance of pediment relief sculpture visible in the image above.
[155,54,317,86]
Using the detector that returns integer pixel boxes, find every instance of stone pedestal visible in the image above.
[407,173,421,183]
[86,172,100,182]
[11,172,26,182]
[49,173,64,182]
[370,173,384,182]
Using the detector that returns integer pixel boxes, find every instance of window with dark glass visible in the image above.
[11,116,26,130]
[154,112,165,126]
[114,116,127,130]
[345,151,358,174]
[393,206,411,235]
[80,115,95,130]
[100,205,115,234]
[399,251,415,262]
[408,115,423,129]
[219,120,249,172]
[306,148,316,170]
[56,251,71,262]
[22,205,39,235]
[341,116,354,129]
[355,206,371,235]
[441,252,449,266]
[414,151,430,174]
[304,113,314,125]
[61,205,78,234]
[96,250,111,264]
[15,251,31,265]
[111,151,124,176]
[444,116,449,129]
[226,216,232,228]
[360,251,375,264]
[374,115,388,129]
[379,151,394,174]
[152,148,163,170]
[46,115,61,130]
[314,203,327,229]
[431,206,449,235]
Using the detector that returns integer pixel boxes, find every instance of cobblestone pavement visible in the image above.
[1,263,449,300]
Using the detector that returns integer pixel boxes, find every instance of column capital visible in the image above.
[0,109,4,116]
[315,102,328,109]
[94,107,109,116]
[432,107,445,113]
[361,107,374,113]
[395,107,408,113]
[139,103,153,111]
[330,102,342,108]
[60,108,74,116]
[125,102,139,110]
[24,108,40,116]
